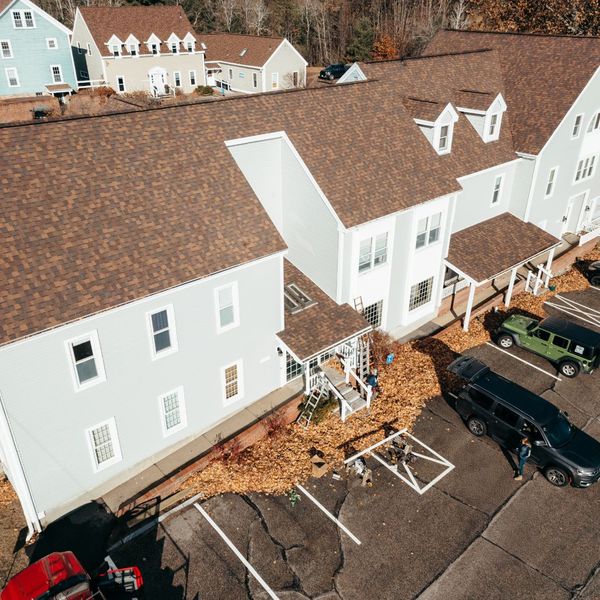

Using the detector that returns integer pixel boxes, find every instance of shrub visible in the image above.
[263,409,286,437]
[195,85,214,96]
[93,86,116,99]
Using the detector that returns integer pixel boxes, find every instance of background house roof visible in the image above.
[79,5,197,57]
[425,30,600,154]
[197,32,284,67]
[0,0,13,14]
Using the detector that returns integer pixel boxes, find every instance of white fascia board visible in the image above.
[516,151,537,159]
[456,106,486,116]
[0,249,287,351]
[217,59,261,69]
[443,259,481,285]
[457,157,521,181]
[5,0,73,35]
[0,0,17,18]
[125,34,140,45]
[414,118,435,127]
[435,103,459,125]
[274,336,303,364]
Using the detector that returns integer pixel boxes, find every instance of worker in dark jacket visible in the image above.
[514,437,532,480]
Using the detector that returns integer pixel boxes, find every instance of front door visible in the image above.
[562,192,587,234]
[149,68,167,96]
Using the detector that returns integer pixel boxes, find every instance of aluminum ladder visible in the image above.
[297,373,329,430]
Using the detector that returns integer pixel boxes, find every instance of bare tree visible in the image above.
[449,0,468,29]
[249,0,268,35]
[217,0,237,31]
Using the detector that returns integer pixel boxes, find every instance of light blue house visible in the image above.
[0,0,76,97]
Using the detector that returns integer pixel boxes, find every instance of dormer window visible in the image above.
[112,44,120,57]
[151,43,158,55]
[588,112,600,133]
[488,113,499,137]
[129,44,137,56]
[406,98,458,156]
[439,125,449,152]
[456,90,506,143]
[171,42,178,54]
[187,41,194,53]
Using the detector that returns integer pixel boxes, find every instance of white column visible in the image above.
[304,363,311,395]
[505,267,518,308]
[463,282,476,332]
[545,247,555,286]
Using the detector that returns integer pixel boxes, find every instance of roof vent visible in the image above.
[284,284,316,314]
[240,48,247,57]
[201,42,207,50]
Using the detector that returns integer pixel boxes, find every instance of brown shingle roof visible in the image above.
[446,213,559,283]
[278,261,371,361]
[425,30,600,154]
[198,32,285,67]
[0,0,14,14]
[79,6,197,57]
[454,89,495,111]
[402,97,445,121]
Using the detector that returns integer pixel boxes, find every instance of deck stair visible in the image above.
[321,363,368,417]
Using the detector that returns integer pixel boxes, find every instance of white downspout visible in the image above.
[0,390,41,540]
[523,154,540,223]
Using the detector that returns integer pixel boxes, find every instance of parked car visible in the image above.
[318,63,349,81]
[447,355,600,487]
[495,314,600,378]
[584,260,600,286]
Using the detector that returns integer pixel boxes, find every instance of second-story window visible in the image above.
[171,42,178,54]
[438,125,449,152]
[491,175,504,204]
[575,155,597,182]
[216,282,239,332]
[151,43,158,55]
[129,44,137,56]
[588,112,600,134]
[187,41,193,52]
[174,71,181,87]
[358,233,388,273]
[147,306,177,358]
[0,40,12,58]
[416,213,441,249]
[23,11,34,27]
[50,65,62,83]
[545,167,558,198]
[572,114,583,138]
[12,11,22,27]
[66,331,106,390]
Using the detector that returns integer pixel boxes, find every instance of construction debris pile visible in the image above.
[182,250,599,499]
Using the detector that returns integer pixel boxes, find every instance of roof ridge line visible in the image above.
[199,31,284,41]
[443,27,600,40]
[364,47,494,65]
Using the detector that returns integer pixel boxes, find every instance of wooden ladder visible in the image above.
[354,296,364,314]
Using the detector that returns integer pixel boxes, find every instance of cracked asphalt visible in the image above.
[112,289,600,599]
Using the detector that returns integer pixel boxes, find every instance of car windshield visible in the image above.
[526,321,538,331]
[543,413,573,447]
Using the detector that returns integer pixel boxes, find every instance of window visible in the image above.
[284,283,315,314]
[0,40,12,59]
[272,72,278,89]
[587,112,600,133]
[239,71,245,79]
[215,282,239,332]
[23,11,34,27]
[292,71,299,87]
[187,41,193,53]
[252,72,258,88]
[171,42,178,54]
[87,43,92,56]
[575,155,597,182]
[552,335,569,350]
[151,43,158,55]
[111,44,120,57]
[438,124,449,151]
[5,67,18,87]
[228,68,233,79]
[86,418,121,471]
[572,114,583,138]
[286,352,303,382]
[66,331,106,390]
[358,232,388,273]
[494,404,519,428]
[364,300,383,328]
[189,70,196,86]
[50,64,62,83]
[174,71,181,87]
[533,329,551,342]
[147,306,177,358]
[116,76,125,92]
[47,38,58,50]
[12,11,22,28]
[488,113,499,137]
[545,167,558,198]
[223,361,243,404]
[129,44,137,56]
[409,277,434,311]
[12,10,33,28]
[159,387,186,436]
[416,213,442,248]
[491,175,503,205]
[469,389,494,411]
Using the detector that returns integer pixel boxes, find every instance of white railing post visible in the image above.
[366,386,372,410]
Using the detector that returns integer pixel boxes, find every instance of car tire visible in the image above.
[467,416,487,437]
[559,360,580,378]
[544,466,570,487]
[590,275,600,287]
[496,333,514,349]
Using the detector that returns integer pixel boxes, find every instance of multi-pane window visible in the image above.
[358,233,388,273]
[171,42,178,53]
[409,277,434,311]
[50,65,62,83]
[189,70,196,86]
[5,67,19,87]
[187,41,194,52]
[416,213,442,248]
[545,167,558,197]
[23,11,34,27]
[151,43,158,55]
[216,282,239,331]
[364,300,383,328]
[87,418,121,471]
[572,114,583,138]
[159,387,186,435]
[12,10,33,28]
[148,306,177,358]
[488,113,499,137]
[491,175,503,204]
[111,44,120,57]
[174,71,181,87]
[438,125,449,151]
[223,361,242,403]
[575,155,597,182]
[117,77,125,92]
[286,352,303,382]
[12,11,22,27]
[67,331,105,389]
[129,44,137,56]
[47,38,57,50]
[587,112,600,133]
[253,72,258,88]
[0,40,11,59]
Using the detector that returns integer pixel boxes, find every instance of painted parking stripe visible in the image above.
[544,302,600,328]
[484,342,562,381]
[296,484,362,546]
[194,502,280,600]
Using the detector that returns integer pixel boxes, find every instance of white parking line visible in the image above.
[194,502,280,600]
[296,484,361,546]
[484,342,562,381]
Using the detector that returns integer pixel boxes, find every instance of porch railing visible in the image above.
[340,356,373,408]
[77,79,108,89]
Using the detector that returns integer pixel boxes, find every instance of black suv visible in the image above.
[318,63,349,81]
[448,355,600,487]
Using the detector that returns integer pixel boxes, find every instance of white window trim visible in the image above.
[215,281,240,333]
[572,113,584,139]
[587,112,600,134]
[5,67,19,87]
[158,386,187,437]
[252,72,258,88]
[483,111,503,142]
[146,304,178,360]
[415,213,442,249]
[116,76,126,93]
[50,64,63,83]
[574,155,598,184]
[491,174,504,206]
[435,123,452,155]
[47,38,58,50]
[189,69,196,86]
[86,417,122,472]
[358,232,389,274]
[222,359,244,406]
[11,10,22,28]
[87,43,92,56]
[65,330,106,392]
[544,166,559,199]
[173,71,181,87]
[271,72,279,89]
[1,39,13,59]
[12,10,35,29]
[408,277,435,312]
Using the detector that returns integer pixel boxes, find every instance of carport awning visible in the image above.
[446,213,560,285]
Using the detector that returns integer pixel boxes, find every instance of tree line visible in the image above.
[39,0,600,66]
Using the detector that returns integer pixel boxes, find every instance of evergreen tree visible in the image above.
[345,16,375,62]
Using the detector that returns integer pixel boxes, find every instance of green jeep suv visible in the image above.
[496,315,600,378]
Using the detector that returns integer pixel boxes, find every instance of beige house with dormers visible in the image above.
[71,5,206,96]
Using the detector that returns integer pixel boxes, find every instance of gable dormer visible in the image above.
[167,32,181,54]
[455,90,507,143]
[107,35,123,57]
[405,98,459,155]
[183,32,196,53]
[125,34,140,56]
[146,33,161,55]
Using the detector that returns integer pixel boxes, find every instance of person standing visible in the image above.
[514,437,532,480]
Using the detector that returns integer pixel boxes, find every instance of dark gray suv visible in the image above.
[448,356,600,487]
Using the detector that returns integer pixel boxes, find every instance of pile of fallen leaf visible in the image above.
[181,247,599,499]
[0,476,17,507]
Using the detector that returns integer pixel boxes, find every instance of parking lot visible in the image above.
[111,288,600,599]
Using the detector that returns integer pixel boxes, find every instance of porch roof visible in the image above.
[446,213,560,284]
[277,260,371,362]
